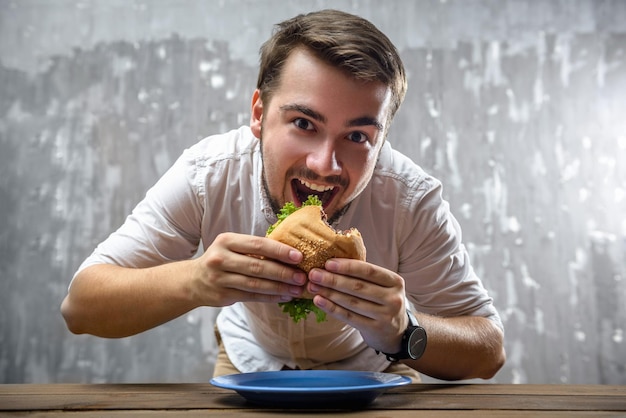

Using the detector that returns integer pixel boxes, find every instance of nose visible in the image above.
[306,140,342,177]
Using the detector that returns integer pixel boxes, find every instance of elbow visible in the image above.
[60,296,86,335]
[478,327,507,379]
[479,345,506,379]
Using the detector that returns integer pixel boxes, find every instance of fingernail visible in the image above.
[309,270,321,283]
[289,250,302,262]
[289,286,302,296]
[293,272,306,285]
[325,260,339,271]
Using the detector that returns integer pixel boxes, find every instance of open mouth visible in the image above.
[291,179,338,209]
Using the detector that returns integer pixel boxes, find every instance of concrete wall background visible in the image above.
[1,0,625,384]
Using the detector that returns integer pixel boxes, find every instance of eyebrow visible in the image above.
[280,103,383,131]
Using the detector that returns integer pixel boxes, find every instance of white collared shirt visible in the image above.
[75,125,502,373]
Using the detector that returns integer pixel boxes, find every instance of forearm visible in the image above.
[405,313,506,381]
[60,262,200,338]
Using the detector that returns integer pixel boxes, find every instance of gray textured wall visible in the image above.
[1,0,625,384]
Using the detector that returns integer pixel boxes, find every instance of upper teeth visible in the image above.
[300,179,334,192]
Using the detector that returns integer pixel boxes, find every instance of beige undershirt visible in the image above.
[213,327,422,383]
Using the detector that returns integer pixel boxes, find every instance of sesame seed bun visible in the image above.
[267,205,366,297]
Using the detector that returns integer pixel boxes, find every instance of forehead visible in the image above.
[272,48,392,122]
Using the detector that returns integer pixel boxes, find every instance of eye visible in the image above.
[346,131,368,144]
[293,118,315,131]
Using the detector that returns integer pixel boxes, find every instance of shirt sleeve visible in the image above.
[73,149,204,276]
[399,176,503,331]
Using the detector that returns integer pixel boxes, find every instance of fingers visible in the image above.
[194,260,304,306]
[237,250,306,286]
[306,259,408,352]
[222,287,297,304]
[310,258,405,299]
[307,259,405,322]
[196,233,306,305]
[227,233,303,265]
[213,232,305,283]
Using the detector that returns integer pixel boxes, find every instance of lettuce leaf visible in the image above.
[268,195,326,323]
[278,298,327,323]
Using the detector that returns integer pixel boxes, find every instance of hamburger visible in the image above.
[266,195,366,322]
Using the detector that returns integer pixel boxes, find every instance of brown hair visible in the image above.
[257,9,407,123]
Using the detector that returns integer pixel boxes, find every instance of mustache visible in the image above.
[288,168,348,188]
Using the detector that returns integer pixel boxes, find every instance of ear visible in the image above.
[250,89,263,138]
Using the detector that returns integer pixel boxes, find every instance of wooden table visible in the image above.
[1,383,624,417]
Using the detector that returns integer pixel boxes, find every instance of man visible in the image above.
[61,9,505,382]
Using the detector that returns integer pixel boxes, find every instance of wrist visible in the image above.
[377,310,427,362]
[167,259,206,309]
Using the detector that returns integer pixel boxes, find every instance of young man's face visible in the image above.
[251,47,392,221]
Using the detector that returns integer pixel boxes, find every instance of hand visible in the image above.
[189,232,307,307]
[307,259,409,354]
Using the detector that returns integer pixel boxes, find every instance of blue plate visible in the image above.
[210,370,411,408]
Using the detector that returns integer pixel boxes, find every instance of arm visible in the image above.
[406,313,505,380]
[61,233,307,338]
[61,261,200,338]
[307,259,505,381]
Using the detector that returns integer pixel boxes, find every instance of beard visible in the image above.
[260,167,283,216]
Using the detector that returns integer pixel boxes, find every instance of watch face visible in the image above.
[407,327,427,360]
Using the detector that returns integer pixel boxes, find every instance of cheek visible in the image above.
[264,139,297,172]
[344,150,378,193]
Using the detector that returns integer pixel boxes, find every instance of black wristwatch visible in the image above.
[379,310,427,362]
